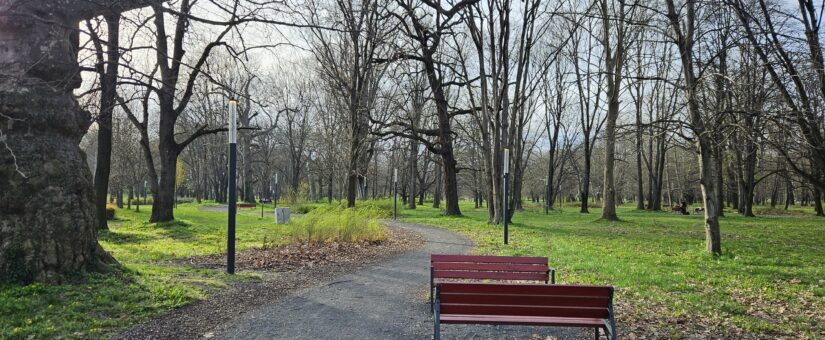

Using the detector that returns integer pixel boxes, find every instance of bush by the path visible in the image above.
[288,206,388,243]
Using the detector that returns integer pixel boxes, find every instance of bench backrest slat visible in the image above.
[431,254,547,264]
[432,263,547,272]
[434,270,548,281]
[438,282,608,295]
[439,304,609,319]
[437,283,612,319]
[431,254,549,282]
[440,292,609,308]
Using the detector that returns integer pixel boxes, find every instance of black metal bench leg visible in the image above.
[594,328,600,340]
[433,286,441,340]
[430,267,434,313]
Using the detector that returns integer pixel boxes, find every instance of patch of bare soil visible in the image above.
[116,227,424,340]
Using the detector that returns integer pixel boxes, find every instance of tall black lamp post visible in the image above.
[503,148,509,245]
[227,99,238,274]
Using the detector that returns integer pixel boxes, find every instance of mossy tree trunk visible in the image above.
[0,0,155,283]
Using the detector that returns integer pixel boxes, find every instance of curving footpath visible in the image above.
[217,221,584,339]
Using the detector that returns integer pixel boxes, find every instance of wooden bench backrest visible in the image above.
[431,255,549,282]
[436,282,612,319]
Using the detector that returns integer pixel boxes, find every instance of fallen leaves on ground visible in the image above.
[182,228,424,271]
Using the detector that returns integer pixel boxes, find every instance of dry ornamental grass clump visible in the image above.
[288,206,389,244]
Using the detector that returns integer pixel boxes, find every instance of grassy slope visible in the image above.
[0,203,283,339]
[402,201,825,337]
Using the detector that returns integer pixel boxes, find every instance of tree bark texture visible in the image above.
[0,1,128,283]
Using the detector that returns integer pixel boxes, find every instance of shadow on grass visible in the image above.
[150,220,201,241]
[99,230,160,245]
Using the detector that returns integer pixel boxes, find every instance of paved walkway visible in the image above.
[217,221,585,339]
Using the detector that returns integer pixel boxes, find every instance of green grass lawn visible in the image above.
[401,201,825,337]
[0,203,287,339]
[2,199,822,338]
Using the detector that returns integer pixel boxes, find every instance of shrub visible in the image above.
[282,182,309,205]
[133,198,153,206]
[105,204,117,220]
[288,206,387,243]
[355,200,394,217]
[293,204,316,214]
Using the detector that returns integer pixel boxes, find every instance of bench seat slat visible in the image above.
[438,282,610,296]
[434,270,548,281]
[431,254,547,264]
[440,292,609,307]
[432,263,548,272]
[441,303,609,319]
[440,314,606,327]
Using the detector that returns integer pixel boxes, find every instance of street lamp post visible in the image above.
[393,168,398,220]
[227,99,238,275]
[503,148,509,245]
[309,151,317,201]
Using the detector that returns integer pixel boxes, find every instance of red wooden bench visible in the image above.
[433,282,616,340]
[430,254,555,311]
[237,203,257,209]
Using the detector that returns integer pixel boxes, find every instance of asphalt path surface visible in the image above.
[217,221,588,340]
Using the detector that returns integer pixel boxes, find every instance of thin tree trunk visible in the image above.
[581,152,591,213]
[433,160,443,209]
[408,140,417,209]
[92,15,120,231]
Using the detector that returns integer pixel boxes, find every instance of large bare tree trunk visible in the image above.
[150,81,179,222]
[599,0,626,221]
[0,1,141,283]
[814,186,824,216]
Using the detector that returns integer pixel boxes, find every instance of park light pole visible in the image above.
[393,168,398,220]
[309,151,317,201]
[227,99,238,275]
[503,148,509,245]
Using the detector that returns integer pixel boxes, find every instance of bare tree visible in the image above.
[301,0,390,208]
[728,0,825,199]
[665,0,724,254]
[598,0,630,220]
[375,0,482,216]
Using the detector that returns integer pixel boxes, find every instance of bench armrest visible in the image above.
[605,287,617,340]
